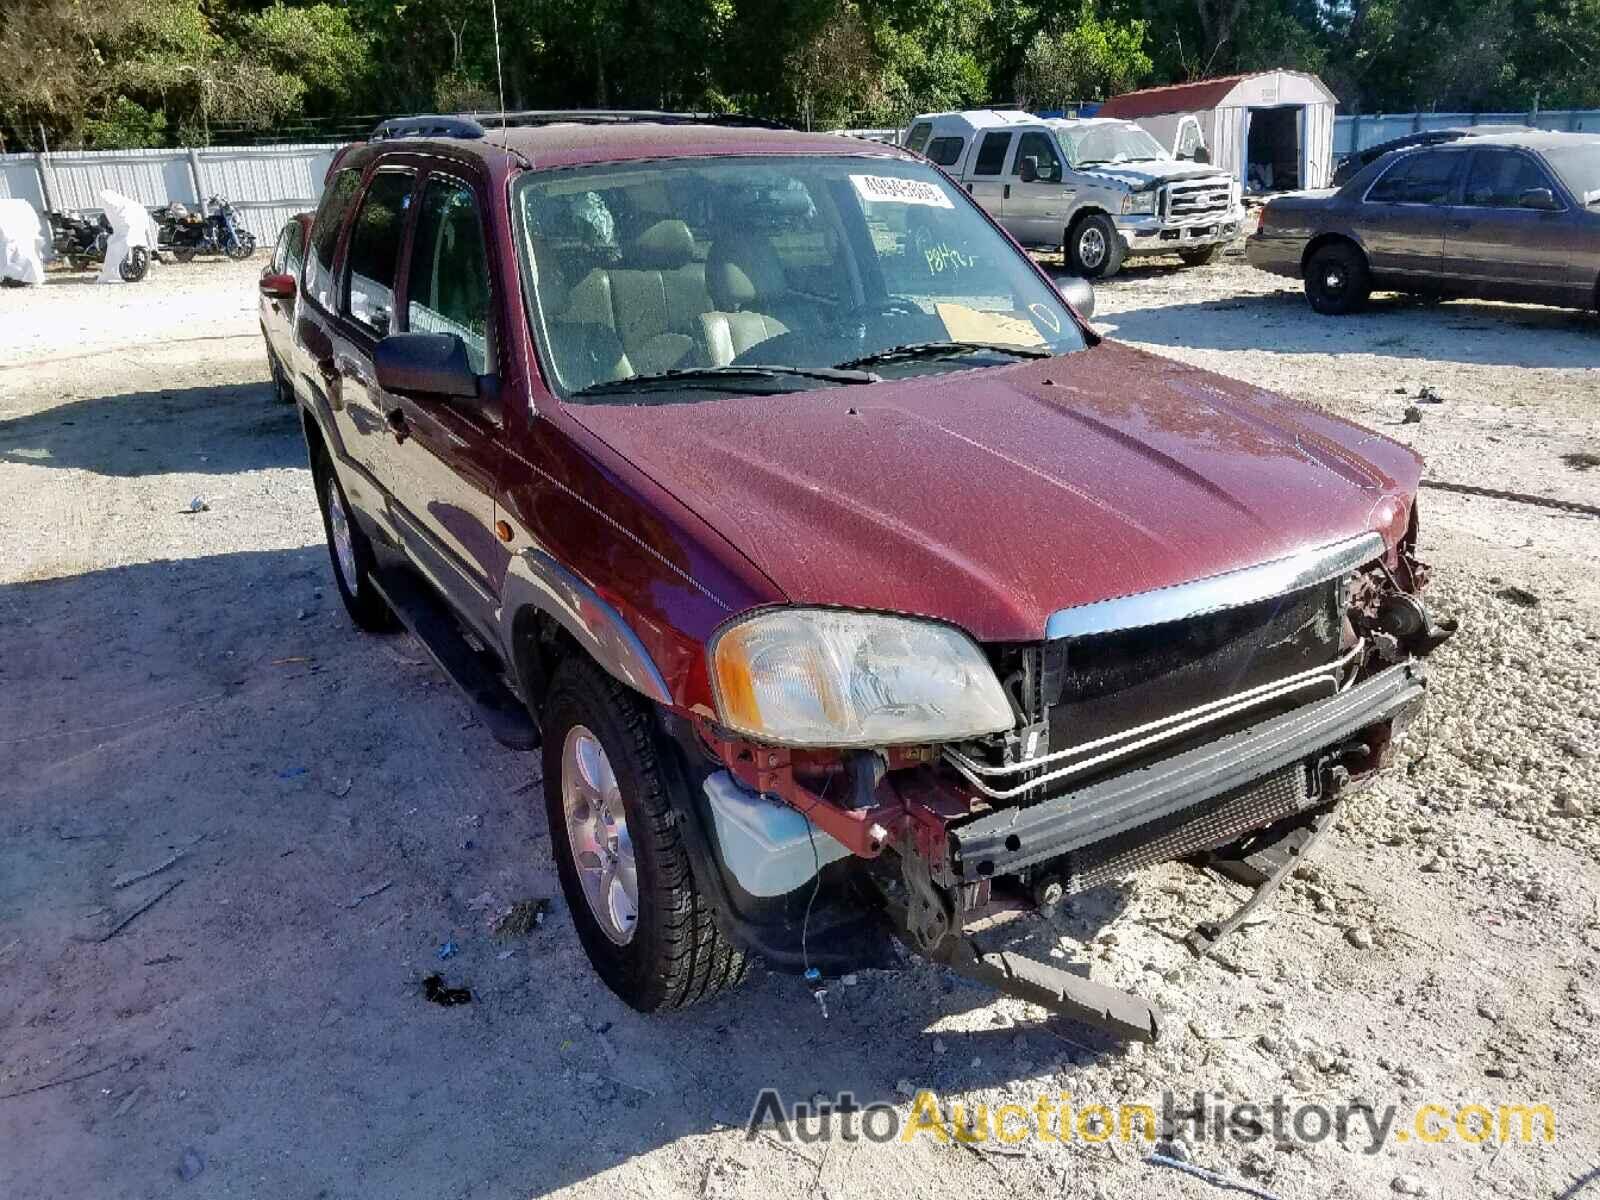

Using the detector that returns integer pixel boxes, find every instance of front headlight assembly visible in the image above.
[709,609,1015,748]
[1121,190,1157,216]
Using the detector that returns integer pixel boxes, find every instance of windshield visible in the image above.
[513,155,1087,402]
[1543,145,1600,205]
[1060,124,1169,167]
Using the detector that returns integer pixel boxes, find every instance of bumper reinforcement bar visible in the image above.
[948,661,1426,880]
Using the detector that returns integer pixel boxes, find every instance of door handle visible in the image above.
[1003,184,1011,200]
[385,407,410,444]
[1446,220,1472,232]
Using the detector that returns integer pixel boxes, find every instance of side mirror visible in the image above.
[374,332,479,400]
[1054,274,1095,321]
[1019,156,1039,184]
[1193,146,1211,165]
[1519,186,1559,211]
[259,272,296,300]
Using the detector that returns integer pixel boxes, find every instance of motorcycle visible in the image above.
[153,195,257,262]
[46,209,149,282]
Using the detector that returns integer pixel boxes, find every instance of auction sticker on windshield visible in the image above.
[851,174,954,208]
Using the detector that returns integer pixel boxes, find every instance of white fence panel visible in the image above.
[44,148,194,214]
[1334,110,1600,157]
[0,142,340,244]
[0,156,46,207]
[196,144,339,240]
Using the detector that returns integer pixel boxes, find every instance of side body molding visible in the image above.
[500,547,673,706]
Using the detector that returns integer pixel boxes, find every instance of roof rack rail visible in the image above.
[370,115,487,141]
[466,109,793,132]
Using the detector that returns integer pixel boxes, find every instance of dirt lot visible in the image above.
[2,253,1597,1200]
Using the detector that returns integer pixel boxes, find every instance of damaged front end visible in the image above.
[675,529,1454,1042]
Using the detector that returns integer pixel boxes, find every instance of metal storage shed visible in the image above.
[1097,71,1338,192]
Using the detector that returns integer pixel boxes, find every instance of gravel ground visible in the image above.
[1,254,1596,1200]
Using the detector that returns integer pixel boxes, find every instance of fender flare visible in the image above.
[499,547,672,707]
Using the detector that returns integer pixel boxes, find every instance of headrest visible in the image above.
[625,219,696,269]
[707,233,787,311]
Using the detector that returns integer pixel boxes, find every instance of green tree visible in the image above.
[238,4,374,115]
[1016,1,1152,107]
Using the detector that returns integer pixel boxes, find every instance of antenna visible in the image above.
[489,0,508,138]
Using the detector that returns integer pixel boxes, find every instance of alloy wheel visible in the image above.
[1078,226,1107,269]
[325,478,360,594]
[560,725,639,946]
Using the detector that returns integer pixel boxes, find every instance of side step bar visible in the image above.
[368,567,539,750]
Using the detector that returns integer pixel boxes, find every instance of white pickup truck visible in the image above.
[905,110,1244,278]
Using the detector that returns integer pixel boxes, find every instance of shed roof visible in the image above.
[1098,71,1335,119]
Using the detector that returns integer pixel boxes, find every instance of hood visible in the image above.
[1080,161,1230,190]
[568,342,1422,643]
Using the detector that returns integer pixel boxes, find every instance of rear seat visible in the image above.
[566,220,711,375]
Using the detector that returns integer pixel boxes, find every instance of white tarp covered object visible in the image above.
[0,198,47,285]
[97,189,158,284]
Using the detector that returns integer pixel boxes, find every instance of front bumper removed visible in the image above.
[945,660,1426,881]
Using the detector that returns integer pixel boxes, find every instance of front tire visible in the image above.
[1304,242,1371,315]
[225,232,256,261]
[311,446,395,632]
[543,658,749,1012]
[119,247,149,282]
[1067,214,1125,279]
[1179,245,1221,267]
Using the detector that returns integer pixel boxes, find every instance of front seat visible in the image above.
[700,233,807,366]
[530,243,632,394]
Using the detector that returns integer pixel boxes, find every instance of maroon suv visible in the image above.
[269,112,1453,1038]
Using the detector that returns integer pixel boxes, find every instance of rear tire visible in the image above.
[171,246,197,264]
[1179,245,1221,267]
[311,446,395,632]
[1066,214,1125,279]
[543,657,749,1012]
[1304,242,1370,315]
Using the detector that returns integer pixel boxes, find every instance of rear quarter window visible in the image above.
[927,136,965,167]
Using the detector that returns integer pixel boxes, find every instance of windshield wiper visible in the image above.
[572,363,878,398]
[835,341,1052,371]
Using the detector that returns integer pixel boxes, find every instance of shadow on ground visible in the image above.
[0,380,301,476]
[1083,268,1600,370]
[0,548,1141,1199]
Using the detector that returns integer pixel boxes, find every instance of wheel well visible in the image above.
[1066,207,1110,244]
[511,607,582,718]
[1301,233,1365,275]
[300,408,327,464]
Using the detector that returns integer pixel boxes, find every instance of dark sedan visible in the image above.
[1329,124,1531,187]
[1248,131,1600,315]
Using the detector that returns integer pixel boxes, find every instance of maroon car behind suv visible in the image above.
[265,111,1454,1038]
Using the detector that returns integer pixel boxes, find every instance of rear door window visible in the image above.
[283,221,305,279]
[405,175,493,374]
[1463,150,1559,208]
[343,170,416,337]
[972,132,1013,176]
[1366,150,1464,205]
[270,224,294,274]
[305,168,361,311]
[926,136,965,167]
